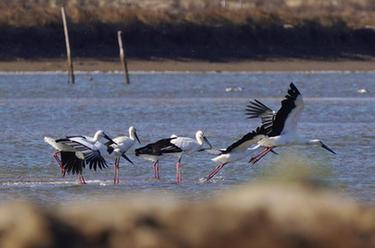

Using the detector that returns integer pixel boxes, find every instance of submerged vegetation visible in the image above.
[1,0,375,59]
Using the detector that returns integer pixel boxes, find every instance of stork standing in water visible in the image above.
[135,135,179,180]
[136,131,212,183]
[106,126,141,184]
[44,130,115,184]
[246,83,336,164]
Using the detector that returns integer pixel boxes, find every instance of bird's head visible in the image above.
[309,139,336,154]
[129,126,141,144]
[95,130,117,144]
[196,130,213,149]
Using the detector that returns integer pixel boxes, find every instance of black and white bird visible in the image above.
[246,82,336,164]
[106,126,141,184]
[44,130,115,184]
[205,126,269,182]
[135,135,179,180]
[136,131,212,183]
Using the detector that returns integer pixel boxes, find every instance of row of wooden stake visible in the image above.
[61,7,130,85]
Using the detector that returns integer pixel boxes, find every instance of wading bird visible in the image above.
[44,130,115,184]
[135,135,179,180]
[106,126,141,184]
[136,131,212,183]
[246,83,336,164]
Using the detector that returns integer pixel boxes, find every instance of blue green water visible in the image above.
[0,71,374,204]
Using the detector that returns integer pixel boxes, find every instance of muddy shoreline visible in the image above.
[1,58,375,72]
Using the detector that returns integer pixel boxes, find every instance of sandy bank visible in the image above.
[1,59,375,72]
[0,182,374,248]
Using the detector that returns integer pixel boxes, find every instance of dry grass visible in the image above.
[2,0,375,60]
[1,0,375,28]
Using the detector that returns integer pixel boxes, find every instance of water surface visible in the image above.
[0,71,374,204]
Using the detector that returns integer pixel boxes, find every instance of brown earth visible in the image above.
[1,58,375,72]
[0,182,374,248]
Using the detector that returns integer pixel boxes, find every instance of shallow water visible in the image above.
[0,71,374,204]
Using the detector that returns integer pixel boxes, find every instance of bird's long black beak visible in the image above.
[270,149,278,155]
[204,136,213,149]
[134,131,141,144]
[121,152,134,165]
[320,142,336,154]
[103,133,118,145]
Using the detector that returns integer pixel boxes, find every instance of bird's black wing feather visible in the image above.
[135,137,182,156]
[246,99,275,134]
[224,126,267,153]
[60,151,84,175]
[268,83,301,137]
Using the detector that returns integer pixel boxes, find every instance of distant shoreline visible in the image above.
[1,58,375,72]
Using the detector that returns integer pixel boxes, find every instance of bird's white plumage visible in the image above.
[170,137,200,154]
[212,145,260,165]
[281,94,304,135]
[109,126,140,156]
[44,137,76,152]
[247,83,336,165]
[111,136,134,155]
[170,130,207,155]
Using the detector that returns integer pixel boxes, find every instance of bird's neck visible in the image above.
[196,137,203,146]
[93,132,101,142]
[129,132,135,141]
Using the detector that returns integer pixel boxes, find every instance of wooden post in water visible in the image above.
[117,30,130,84]
[61,7,75,84]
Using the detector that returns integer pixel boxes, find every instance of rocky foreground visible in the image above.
[0,182,374,248]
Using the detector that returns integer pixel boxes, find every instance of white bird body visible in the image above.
[44,130,111,162]
[205,127,266,181]
[44,136,76,152]
[170,137,200,155]
[44,130,116,184]
[109,136,134,156]
[211,146,259,165]
[170,130,208,155]
[246,83,336,164]
[257,132,304,147]
[135,130,211,183]
[137,154,160,162]
[108,126,141,184]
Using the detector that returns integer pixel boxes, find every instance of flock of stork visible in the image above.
[45,83,336,184]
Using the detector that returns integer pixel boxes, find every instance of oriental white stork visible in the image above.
[205,126,270,182]
[136,131,212,183]
[44,130,115,184]
[246,83,336,164]
[105,126,141,184]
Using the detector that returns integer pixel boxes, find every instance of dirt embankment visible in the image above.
[1,0,375,61]
[0,183,374,248]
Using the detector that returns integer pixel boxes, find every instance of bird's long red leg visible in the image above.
[117,158,121,184]
[114,158,117,184]
[156,161,160,180]
[53,151,66,175]
[249,148,269,163]
[153,161,157,179]
[253,147,273,164]
[114,158,120,185]
[78,174,86,184]
[205,163,227,182]
[176,162,183,184]
[249,147,273,164]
